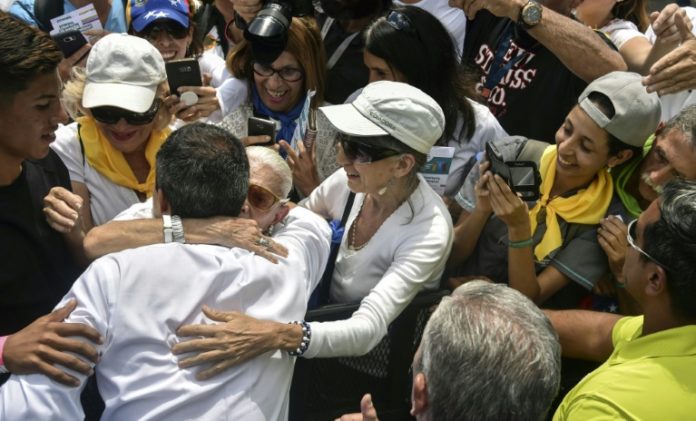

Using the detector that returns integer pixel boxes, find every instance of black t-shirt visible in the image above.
[0,150,82,335]
[318,14,369,104]
[462,11,587,142]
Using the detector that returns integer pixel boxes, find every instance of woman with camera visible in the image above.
[44,33,172,241]
[447,71,661,308]
[171,81,453,376]
[360,6,507,197]
[128,0,246,123]
[218,16,340,197]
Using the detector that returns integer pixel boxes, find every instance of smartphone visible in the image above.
[485,142,541,201]
[248,116,276,145]
[51,30,88,58]
[165,58,202,96]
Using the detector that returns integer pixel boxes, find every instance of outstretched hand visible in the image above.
[280,140,321,197]
[4,299,103,386]
[172,306,282,380]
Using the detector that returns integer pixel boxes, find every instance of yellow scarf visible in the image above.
[528,145,613,261]
[77,117,170,196]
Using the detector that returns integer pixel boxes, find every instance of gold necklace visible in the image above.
[349,200,368,251]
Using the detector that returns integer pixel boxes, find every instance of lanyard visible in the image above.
[482,25,526,98]
[321,17,360,70]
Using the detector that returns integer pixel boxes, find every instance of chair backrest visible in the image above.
[289,289,449,421]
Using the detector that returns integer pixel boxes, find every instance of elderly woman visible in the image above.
[49,33,171,232]
[219,16,337,197]
[171,81,453,376]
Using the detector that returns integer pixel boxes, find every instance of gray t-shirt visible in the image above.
[453,136,609,308]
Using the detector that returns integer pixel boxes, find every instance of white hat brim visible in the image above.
[82,82,157,113]
[319,103,389,137]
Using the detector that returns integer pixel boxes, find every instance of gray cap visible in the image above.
[578,71,661,147]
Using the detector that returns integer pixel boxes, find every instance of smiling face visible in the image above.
[336,139,404,194]
[554,105,617,187]
[142,21,193,61]
[0,70,68,165]
[92,113,156,156]
[253,51,305,114]
[364,50,407,83]
[638,128,696,203]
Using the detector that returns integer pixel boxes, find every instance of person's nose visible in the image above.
[52,102,69,125]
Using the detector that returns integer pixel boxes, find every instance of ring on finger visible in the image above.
[257,237,270,247]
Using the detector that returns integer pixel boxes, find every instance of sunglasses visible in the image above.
[338,136,401,164]
[90,100,161,125]
[626,219,671,270]
[252,62,304,82]
[248,183,289,211]
[138,21,189,41]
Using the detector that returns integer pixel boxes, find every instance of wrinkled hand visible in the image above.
[232,0,264,24]
[44,186,84,234]
[4,299,102,386]
[200,216,288,263]
[487,172,529,229]
[597,215,628,280]
[172,306,281,380]
[336,394,379,421]
[280,140,320,197]
[651,4,692,45]
[644,12,696,95]
[57,43,91,82]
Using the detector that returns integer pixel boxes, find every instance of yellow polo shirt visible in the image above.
[554,316,696,420]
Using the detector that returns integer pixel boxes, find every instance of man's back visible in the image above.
[554,316,696,420]
[1,206,330,421]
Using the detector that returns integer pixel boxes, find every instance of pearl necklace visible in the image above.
[349,200,368,251]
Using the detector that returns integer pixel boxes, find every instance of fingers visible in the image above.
[176,323,226,338]
[265,237,289,258]
[279,140,298,162]
[360,393,378,421]
[32,359,82,387]
[651,3,679,35]
[41,344,94,376]
[644,40,696,94]
[172,338,225,355]
[46,299,77,322]
[244,135,273,146]
[178,349,230,370]
[197,356,251,380]
[53,323,103,347]
[202,73,213,87]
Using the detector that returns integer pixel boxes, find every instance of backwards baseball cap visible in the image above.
[578,71,661,147]
[82,33,167,113]
[129,0,190,33]
[319,81,445,154]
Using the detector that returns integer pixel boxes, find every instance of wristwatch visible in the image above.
[171,215,186,244]
[519,0,543,28]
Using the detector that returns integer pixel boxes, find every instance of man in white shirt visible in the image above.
[0,123,331,420]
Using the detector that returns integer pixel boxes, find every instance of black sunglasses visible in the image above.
[138,20,189,41]
[252,62,304,82]
[90,100,161,125]
[338,136,401,164]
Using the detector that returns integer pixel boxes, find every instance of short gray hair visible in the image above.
[245,146,292,198]
[418,281,561,421]
[662,104,696,147]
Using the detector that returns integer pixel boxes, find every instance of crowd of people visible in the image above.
[1,0,696,419]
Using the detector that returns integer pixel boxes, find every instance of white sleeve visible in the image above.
[216,77,248,117]
[0,258,117,421]
[602,19,646,50]
[301,169,351,221]
[303,209,453,358]
[273,207,332,295]
[50,123,85,184]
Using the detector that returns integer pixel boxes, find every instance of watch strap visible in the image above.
[163,214,173,243]
[171,215,186,244]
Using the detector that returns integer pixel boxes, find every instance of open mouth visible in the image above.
[557,155,576,168]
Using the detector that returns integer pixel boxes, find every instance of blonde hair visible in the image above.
[61,67,172,132]
[226,16,326,107]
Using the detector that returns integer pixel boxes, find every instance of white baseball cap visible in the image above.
[319,81,445,154]
[82,33,167,113]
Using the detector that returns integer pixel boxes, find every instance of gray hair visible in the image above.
[417,281,561,421]
[662,104,696,147]
[245,146,292,199]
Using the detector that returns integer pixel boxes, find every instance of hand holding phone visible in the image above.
[485,142,541,201]
[51,30,88,58]
[247,116,276,146]
[166,58,203,101]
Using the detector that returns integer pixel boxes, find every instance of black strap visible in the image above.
[318,192,355,305]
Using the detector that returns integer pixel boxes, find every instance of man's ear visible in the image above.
[410,372,429,417]
[157,189,170,215]
[645,264,668,296]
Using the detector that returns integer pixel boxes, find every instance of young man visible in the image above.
[0,11,100,386]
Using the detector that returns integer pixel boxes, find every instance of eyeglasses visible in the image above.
[337,136,401,164]
[626,219,671,270]
[90,100,161,125]
[386,10,415,33]
[138,21,189,41]
[247,183,289,211]
[252,62,304,82]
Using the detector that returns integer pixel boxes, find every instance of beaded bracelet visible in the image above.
[287,320,311,356]
[509,238,534,249]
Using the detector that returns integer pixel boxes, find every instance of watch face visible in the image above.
[523,2,542,25]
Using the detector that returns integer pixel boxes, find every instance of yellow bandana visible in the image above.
[77,117,170,196]
[528,145,613,261]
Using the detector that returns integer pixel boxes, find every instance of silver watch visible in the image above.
[171,215,186,244]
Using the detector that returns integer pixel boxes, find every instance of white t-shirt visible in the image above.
[0,206,331,421]
[600,18,647,50]
[51,123,143,226]
[301,169,453,357]
[394,0,467,57]
[645,6,696,122]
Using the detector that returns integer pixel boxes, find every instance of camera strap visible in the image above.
[321,17,360,70]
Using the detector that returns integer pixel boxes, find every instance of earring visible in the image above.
[378,178,394,196]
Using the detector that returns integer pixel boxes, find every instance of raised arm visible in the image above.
[456,0,626,81]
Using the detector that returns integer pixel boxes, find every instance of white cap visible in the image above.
[319,81,445,154]
[82,33,167,113]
